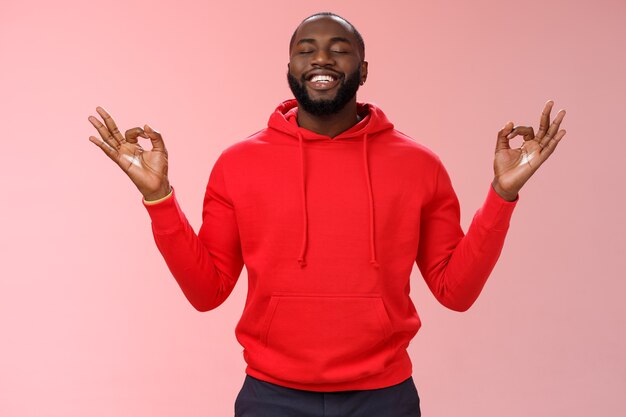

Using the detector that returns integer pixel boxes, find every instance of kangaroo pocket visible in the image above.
[257,292,396,384]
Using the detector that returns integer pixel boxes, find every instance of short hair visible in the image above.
[289,12,365,60]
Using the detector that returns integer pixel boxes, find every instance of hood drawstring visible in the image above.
[297,130,308,267]
[363,132,380,268]
[296,130,380,269]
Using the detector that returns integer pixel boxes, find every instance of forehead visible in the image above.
[293,16,356,44]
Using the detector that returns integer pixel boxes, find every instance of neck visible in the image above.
[296,98,360,138]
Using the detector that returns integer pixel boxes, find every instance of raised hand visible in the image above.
[491,100,567,201]
[88,106,171,201]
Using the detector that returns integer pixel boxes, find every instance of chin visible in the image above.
[309,95,337,103]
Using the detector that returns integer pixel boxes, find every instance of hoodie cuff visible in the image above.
[142,186,186,233]
[475,183,519,231]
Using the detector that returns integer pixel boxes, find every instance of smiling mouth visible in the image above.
[305,74,341,91]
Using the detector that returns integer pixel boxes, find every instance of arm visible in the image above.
[415,161,518,312]
[88,107,243,312]
[416,99,567,312]
[143,154,244,312]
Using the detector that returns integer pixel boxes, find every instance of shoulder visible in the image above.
[379,128,444,171]
[216,128,273,162]
[222,128,267,152]
[393,129,440,156]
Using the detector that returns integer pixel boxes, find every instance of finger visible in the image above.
[88,115,120,150]
[96,106,127,145]
[88,135,119,162]
[536,129,567,165]
[540,109,566,149]
[506,126,535,142]
[125,127,148,144]
[495,121,514,152]
[143,124,167,152]
[536,100,554,140]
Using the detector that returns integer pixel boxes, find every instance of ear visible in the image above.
[360,61,368,85]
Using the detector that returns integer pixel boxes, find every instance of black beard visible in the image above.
[287,67,361,116]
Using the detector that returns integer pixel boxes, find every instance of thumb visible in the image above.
[495,121,514,153]
[144,124,166,152]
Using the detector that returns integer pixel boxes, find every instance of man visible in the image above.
[88,11,566,417]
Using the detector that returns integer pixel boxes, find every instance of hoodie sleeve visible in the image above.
[415,159,518,312]
[142,153,244,312]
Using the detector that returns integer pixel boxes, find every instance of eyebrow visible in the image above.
[296,36,352,46]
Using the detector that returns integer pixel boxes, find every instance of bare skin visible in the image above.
[88,107,171,201]
[88,15,566,203]
[288,15,368,137]
[492,101,567,201]
[285,15,568,201]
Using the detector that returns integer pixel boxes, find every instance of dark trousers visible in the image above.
[234,374,421,417]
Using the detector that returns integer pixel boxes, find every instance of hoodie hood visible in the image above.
[267,99,394,269]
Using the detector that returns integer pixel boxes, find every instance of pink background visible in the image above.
[1,0,624,416]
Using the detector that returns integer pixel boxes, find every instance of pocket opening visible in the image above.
[256,293,396,383]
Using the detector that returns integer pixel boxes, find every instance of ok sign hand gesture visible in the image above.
[491,100,567,201]
[88,106,172,201]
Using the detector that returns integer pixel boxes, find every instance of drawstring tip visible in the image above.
[370,259,380,268]
[297,258,307,267]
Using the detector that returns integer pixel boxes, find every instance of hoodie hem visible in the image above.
[243,350,413,392]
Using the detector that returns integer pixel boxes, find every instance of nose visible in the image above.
[311,49,335,66]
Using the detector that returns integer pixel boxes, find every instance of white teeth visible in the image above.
[310,75,335,83]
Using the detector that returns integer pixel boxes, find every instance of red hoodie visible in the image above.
[142,99,519,392]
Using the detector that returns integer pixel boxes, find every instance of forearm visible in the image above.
[150,220,237,312]
[418,182,518,312]
[143,187,240,312]
[429,220,510,311]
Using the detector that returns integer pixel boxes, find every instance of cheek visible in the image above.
[288,59,307,76]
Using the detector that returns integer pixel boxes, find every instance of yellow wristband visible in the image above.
[144,188,173,205]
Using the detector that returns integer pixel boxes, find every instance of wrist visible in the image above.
[143,184,172,202]
[491,179,518,202]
